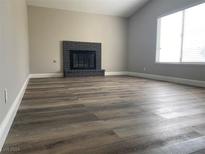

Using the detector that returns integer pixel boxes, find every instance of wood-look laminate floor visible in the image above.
[2,76,205,154]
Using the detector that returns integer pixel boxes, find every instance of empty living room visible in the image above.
[1,0,205,153]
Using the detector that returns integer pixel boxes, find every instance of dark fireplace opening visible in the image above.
[70,50,96,70]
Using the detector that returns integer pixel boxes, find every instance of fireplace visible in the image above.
[70,50,96,70]
[63,41,105,77]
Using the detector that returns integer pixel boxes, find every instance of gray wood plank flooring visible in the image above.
[2,76,205,154]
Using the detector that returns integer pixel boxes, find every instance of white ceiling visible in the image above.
[26,0,150,17]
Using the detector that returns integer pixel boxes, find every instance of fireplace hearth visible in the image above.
[63,41,105,77]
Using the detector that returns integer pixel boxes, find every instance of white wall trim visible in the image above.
[29,73,63,78]
[0,76,30,152]
[30,72,128,77]
[105,71,128,76]
[29,72,205,88]
[127,72,205,88]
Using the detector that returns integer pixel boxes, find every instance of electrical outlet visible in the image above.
[4,89,8,104]
[143,67,146,72]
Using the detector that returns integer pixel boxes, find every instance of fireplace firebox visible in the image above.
[63,41,105,77]
[70,50,96,70]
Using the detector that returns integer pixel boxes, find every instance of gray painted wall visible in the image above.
[128,0,205,81]
[0,0,29,124]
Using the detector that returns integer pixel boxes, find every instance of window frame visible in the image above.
[155,1,205,65]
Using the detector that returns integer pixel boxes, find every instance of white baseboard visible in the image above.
[30,72,127,77]
[0,76,30,152]
[127,72,205,88]
[29,73,63,78]
[29,72,205,88]
[105,72,128,76]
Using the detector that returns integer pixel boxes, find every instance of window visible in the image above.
[156,2,205,63]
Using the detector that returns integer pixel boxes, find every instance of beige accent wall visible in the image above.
[0,0,29,123]
[28,6,128,73]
